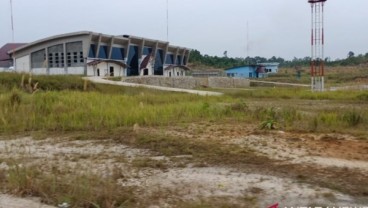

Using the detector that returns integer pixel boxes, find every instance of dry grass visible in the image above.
[1,69,368,207]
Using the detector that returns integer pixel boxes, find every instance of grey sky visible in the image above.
[0,0,367,60]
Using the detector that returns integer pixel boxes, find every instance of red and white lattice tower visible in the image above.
[309,0,326,91]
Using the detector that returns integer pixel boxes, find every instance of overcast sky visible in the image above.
[0,0,367,60]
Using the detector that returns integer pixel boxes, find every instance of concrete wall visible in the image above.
[14,34,90,74]
[122,76,250,89]
[15,55,30,73]
[32,68,47,75]
[208,77,250,88]
[87,62,125,77]
[163,67,187,77]
[67,67,85,75]
[49,68,66,75]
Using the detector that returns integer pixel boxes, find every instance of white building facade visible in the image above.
[10,31,191,77]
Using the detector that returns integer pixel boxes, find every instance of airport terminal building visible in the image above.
[10,31,191,77]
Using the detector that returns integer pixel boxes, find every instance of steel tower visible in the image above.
[309,0,327,91]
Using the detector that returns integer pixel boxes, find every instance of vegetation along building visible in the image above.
[9,31,191,77]
[225,63,279,78]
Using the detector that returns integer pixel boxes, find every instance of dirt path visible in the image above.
[1,129,367,207]
[0,194,55,208]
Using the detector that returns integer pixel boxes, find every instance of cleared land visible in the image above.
[0,69,367,208]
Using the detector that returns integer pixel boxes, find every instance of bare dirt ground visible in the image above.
[0,123,367,207]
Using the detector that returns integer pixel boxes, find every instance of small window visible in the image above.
[80,52,84,63]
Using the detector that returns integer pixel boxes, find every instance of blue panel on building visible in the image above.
[143,47,152,55]
[165,54,174,65]
[88,44,96,58]
[225,63,279,79]
[127,45,139,76]
[154,49,164,75]
[111,47,125,60]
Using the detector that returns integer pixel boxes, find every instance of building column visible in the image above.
[152,41,159,75]
[173,48,179,65]
[123,39,131,76]
[108,37,114,59]
[163,43,169,67]
[180,49,186,66]
[45,47,49,75]
[124,39,131,64]
[138,39,145,76]
[95,34,102,59]
[185,49,191,65]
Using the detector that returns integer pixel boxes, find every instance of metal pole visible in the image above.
[166,0,169,42]
[311,4,314,91]
[10,0,14,42]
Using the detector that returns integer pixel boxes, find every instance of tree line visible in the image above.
[189,49,368,68]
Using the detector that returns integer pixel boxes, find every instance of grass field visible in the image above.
[0,71,367,207]
[263,66,368,87]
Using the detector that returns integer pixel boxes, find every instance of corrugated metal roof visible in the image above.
[87,59,127,68]
[0,43,26,61]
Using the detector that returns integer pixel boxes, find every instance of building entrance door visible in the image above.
[110,67,114,76]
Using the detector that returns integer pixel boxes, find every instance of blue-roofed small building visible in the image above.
[225,63,279,79]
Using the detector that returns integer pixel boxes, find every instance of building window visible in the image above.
[31,49,46,68]
[89,44,96,58]
[176,55,182,65]
[98,45,108,59]
[61,53,65,67]
[154,49,164,75]
[143,47,152,55]
[48,44,64,68]
[55,53,59,67]
[66,41,83,67]
[73,52,78,63]
[80,52,84,63]
[127,45,139,76]
[67,52,71,67]
[165,54,174,65]
[48,53,53,67]
[111,47,124,60]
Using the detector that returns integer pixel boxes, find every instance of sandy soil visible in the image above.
[0,194,55,208]
[0,124,367,207]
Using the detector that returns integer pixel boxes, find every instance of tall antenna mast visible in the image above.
[166,0,169,42]
[247,21,249,57]
[10,0,15,42]
[309,0,327,92]
[246,21,250,64]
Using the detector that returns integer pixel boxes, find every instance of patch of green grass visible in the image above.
[0,72,91,92]
[0,89,241,133]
